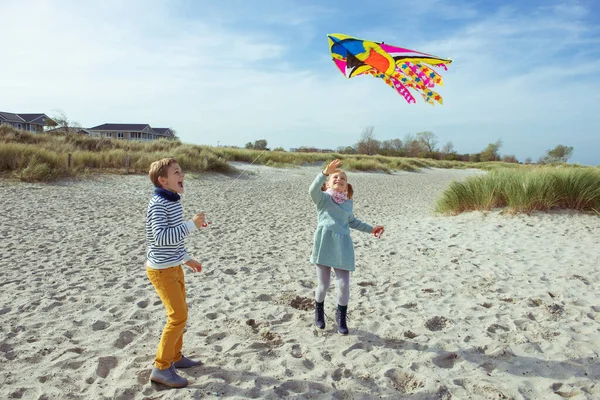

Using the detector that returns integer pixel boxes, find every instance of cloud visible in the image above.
[1,0,599,164]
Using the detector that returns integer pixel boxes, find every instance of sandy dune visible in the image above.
[1,165,599,399]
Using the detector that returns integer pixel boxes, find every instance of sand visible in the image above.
[0,165,599,399]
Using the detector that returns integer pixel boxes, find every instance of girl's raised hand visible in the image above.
[324,159,342,176]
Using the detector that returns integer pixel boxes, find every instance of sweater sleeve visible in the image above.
[148,202,198,246]
[309,172,327,207]
[349,214,373,233]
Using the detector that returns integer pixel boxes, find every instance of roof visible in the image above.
[0,112,26,123]
[18,113,48,123]
[87,123,151,131]
[87,123,175,137]
[153,128,175,137]
[46,126,81,133]
[0,112,53,124]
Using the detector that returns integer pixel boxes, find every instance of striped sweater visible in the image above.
[145,192,197,269]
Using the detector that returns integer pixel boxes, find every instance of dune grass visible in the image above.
[0,126,235,181]
[0,125,558,182]
[436,167,600,214]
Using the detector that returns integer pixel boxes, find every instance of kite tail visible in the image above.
[417,64,445,87]
[405,62,435,88]
[396,62,427,88]
[390,77,416,104]
[392,71,443,105]
[421,88,444,105]
[371,71,415,104]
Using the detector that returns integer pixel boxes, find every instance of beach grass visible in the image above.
[436,167,600,214]
[0,125,571,183]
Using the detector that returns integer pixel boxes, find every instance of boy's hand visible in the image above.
[372,225,385,238]
[193,212,206,229]
[185,259,203,273]
[324,159,342,176]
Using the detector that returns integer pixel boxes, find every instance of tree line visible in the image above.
[245,128,573,164]
[336,127,573,164]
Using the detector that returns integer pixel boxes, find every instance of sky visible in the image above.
[1,0,599,165]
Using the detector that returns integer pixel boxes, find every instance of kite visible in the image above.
[327,33,452,105]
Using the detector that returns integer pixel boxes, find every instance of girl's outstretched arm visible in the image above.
[309,172,327,206]
[348,214,373,233]
[310,159,343,206]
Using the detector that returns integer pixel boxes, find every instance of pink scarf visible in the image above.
[326,188,348,204]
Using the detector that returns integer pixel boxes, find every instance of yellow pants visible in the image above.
[146,265,187,370]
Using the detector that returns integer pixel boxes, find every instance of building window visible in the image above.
[117,132,124,139]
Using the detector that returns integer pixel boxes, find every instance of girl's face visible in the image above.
[327,172,347,192]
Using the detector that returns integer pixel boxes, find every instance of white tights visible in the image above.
[314,264,350,306]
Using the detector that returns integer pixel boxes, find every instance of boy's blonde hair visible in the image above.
[149,158,178,187]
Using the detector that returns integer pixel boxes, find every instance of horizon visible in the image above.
[1,0,599,165]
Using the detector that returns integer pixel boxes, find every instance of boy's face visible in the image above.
[158,162,185,193]
[327,172,347,193]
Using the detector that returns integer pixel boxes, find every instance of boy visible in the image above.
[145,158,205,388]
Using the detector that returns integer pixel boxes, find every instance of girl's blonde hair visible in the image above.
[149,157,177,187]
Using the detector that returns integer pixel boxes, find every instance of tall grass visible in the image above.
[0,125,234,180]
[0,125,556,182]
[436,167,600,214]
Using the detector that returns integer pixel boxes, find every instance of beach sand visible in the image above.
[1,165,599,399]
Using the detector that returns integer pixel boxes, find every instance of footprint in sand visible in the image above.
[331,368,350,382]
[288,296,313,311]
[206,332,227,343]
[96,356,118,378]
[404,330,419,339]
[41,301,62,312]
[384,368,424,394]
[92,320,109,331]
[303,359,314,370]
[114,330,135,349]
[291,344,303,358]
[342,342,366,356]
[357,281,376,287]
[206,312,218,320]
[487,324,509,334]
[425,316,449,331]
[432,352,460,369]
[136,300,149,309]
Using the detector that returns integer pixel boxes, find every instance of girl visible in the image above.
[309,159,384,334]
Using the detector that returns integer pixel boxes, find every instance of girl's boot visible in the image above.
[336,305,349,335]
[314,300,325,329]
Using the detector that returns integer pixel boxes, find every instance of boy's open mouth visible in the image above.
[178,182,184,188]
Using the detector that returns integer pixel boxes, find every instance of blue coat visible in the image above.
[309,172,373,271]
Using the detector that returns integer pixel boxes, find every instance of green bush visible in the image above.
[436,167,600,214]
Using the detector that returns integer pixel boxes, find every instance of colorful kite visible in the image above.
[327,33,452,105]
